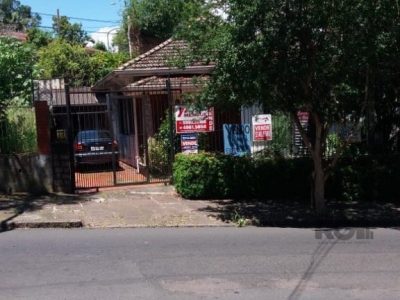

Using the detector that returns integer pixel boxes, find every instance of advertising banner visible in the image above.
[175,106,214,134]
[252,114,272,141]
[180,133,198,154]
[223,124,251,156]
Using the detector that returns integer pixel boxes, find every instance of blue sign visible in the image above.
[181,133,198,154]
[223,124,251,156]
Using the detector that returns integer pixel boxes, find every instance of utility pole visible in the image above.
[127,15,133,58]
[56,9,60,35]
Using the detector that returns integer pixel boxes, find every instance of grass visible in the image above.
[0,106,37,154]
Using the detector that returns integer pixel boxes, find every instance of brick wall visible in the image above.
[34,101,50,155]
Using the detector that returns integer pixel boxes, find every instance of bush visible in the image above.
[0,106,37,154]
[173,153,231,198]
[173,152,400,202]
[173,153,311,199]
[332,155,400,202]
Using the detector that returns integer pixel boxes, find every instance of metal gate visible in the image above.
[68,81,176,190]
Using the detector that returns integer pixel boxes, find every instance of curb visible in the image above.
[85,223,236,229]
[6,220,83,229]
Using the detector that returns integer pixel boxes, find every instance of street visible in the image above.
[0,227,399,300]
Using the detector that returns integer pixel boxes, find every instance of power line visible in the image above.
[36,25,119,35]
[33,11,120,24]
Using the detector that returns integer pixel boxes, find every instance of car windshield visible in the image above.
[77,130,111,140]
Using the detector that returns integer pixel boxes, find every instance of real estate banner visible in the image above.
[252,114,272,141]
[180,133,198,154]
[175,105,214,134]
[223,124,251,156]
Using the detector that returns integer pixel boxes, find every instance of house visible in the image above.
[0,25,27,42]
[91,38,240,168]
[34,39,241,191]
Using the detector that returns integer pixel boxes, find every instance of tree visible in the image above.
[93,41,107,52]
[52,15,92,45]
[26,27,53,48]
[36,39,128,87]
[0,37,34,118]
[183,0,400,213]
[114,0,206,54]
[0,0,40,31]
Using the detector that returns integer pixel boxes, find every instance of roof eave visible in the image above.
[92,65,214,91]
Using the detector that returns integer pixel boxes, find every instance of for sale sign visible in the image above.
[252,114,272,141]
[180,133,198,154]
[175,105,214,134]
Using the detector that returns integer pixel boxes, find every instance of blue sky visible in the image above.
[20,0,125,48]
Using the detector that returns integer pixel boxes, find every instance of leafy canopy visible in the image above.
[0,0,40,30]
[36,39,128,87]
[114,0,207,53]
[52,15,92,45]
[0,37,34,117]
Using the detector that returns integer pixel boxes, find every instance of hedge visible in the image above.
[173,153,311,199]
[173,152,400,202]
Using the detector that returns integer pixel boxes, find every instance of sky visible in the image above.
[20,0,126,50]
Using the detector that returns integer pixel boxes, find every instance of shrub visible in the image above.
[0,106,37,154]
[173,153,230,198]
[173,153,311,200]
[332,155,400,202]
[173,152,400,202]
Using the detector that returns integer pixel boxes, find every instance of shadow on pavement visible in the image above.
[0,193,93,233]
[197,198,400,227]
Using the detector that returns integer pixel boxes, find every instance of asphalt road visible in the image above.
[0,227,399,300]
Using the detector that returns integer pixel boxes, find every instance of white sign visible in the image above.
[252,114,272,141]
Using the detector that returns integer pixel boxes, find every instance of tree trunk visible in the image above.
[313,154,326,214]
[312,114,326,215]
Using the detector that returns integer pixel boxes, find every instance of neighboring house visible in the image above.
[0,25,27,41]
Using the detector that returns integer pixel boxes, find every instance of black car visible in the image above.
[74,130,119,168]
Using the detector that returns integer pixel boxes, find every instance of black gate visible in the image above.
[43,79,177,191]
[71,83,177,190]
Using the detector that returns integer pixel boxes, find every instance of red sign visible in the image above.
[252,114,272,141]
[175,106,214,134]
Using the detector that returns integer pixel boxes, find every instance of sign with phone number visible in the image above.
[175,106,214,134]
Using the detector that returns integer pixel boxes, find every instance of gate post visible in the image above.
[166,78,175,178]
[65,84,76,193]
[106,93,118,185]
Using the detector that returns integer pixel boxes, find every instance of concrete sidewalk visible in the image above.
[0,184,232,229]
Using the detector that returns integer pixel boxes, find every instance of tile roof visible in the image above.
[92,38,214,91]
[126,75,209,89]
[118,39,208,71]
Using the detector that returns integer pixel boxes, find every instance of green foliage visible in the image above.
[88,50,129,83]
[174,152,400,202]
[182,0,400,210]
[93,41,107,51]
[0,0,41,30]
[173,153,312,199]
[173,153,231,199]
[148,137,170,176]
[26,28,53,49]
[114,0,207,52]
[269,113,291,155]
[148,111,179,176]
[331,155,400,202]
[0,37,34,118]
[0,106,37,154]
[36,39,89,86]
[36,39,128,87]
[52,16,92,45]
